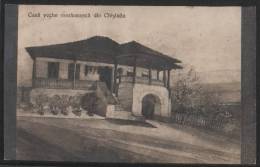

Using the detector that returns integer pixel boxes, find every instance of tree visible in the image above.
[171,67,226,120]
[171,67,202,113]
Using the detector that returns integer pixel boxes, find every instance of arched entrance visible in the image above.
[141,94,161,119]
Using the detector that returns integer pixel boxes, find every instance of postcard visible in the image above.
[3,4,256,164]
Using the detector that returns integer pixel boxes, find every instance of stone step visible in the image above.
[114,105,124,111]
[106,110,139,121]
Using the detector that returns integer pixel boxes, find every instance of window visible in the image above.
[127,71,134,77]
[142,71,149,78]
[85,65,89,75]
[48,62,59,79]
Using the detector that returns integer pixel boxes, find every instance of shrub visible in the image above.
[81,92,97,116]
[59,95,70,115]
[34,94,48,115]
[49,95,60,115]
[69,94,82,117]
[171,67,234,130]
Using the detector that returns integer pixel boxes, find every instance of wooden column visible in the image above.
[73,60,76,89]
[167,69,171,89]
[148,67,152,85]
[157,70,160,80]
[32,58,36,87]
[113,59,118,93]
[110,67,114,91]
[163,70,166,87]
[133,56,137,84]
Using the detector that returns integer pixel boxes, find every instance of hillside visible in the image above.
[201,82,241,103]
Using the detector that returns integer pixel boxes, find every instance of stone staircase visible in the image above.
[92,81,118,105]
[106,104,144,121]
[91,81,143,121]
[114,104,124,111]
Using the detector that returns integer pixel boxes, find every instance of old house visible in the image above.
[25,36,182,120]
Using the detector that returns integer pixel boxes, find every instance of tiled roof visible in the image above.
[26,36,182,70]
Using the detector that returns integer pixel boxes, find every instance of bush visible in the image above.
[59,95,70,115]
[34,94,48,115]
[81,92,97,116]
[49,95,60,115]
[69,94,82,116]
[171,67,234,130]
[33,93,87,117]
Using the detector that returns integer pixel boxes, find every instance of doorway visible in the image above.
[141,94,161,119]
[98,66,112,91]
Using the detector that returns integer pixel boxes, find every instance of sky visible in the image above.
[17,5,241,85]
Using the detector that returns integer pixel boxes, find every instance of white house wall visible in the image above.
[35,58,106,81]
[59,62,68,79]
[35,57,73,79]
[35,57,169,82]
[35,59,48,78]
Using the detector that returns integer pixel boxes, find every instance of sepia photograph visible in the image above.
[10,5,250,164]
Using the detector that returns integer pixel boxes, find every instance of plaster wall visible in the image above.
[132,84,171,118]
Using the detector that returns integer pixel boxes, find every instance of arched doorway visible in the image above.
[141,94,161,119]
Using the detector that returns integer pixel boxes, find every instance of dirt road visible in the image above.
[16,116,240,163]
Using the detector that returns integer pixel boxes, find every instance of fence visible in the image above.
[34,78,95,90]
[171,112,228,130]
[120,75,164,86]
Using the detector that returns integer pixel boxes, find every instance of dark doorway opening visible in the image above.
[98,66,112,91]
[142,94,161,119]
[48,62,59,79]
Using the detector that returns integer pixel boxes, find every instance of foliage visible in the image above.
[69,94,82,116]
[59,95,70,115]
[171,67,233,127]
[49,95,60,115]
[172,68,202,112]
[81,92,97,116]
[34,94,48,115]
[33,93,86,116]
